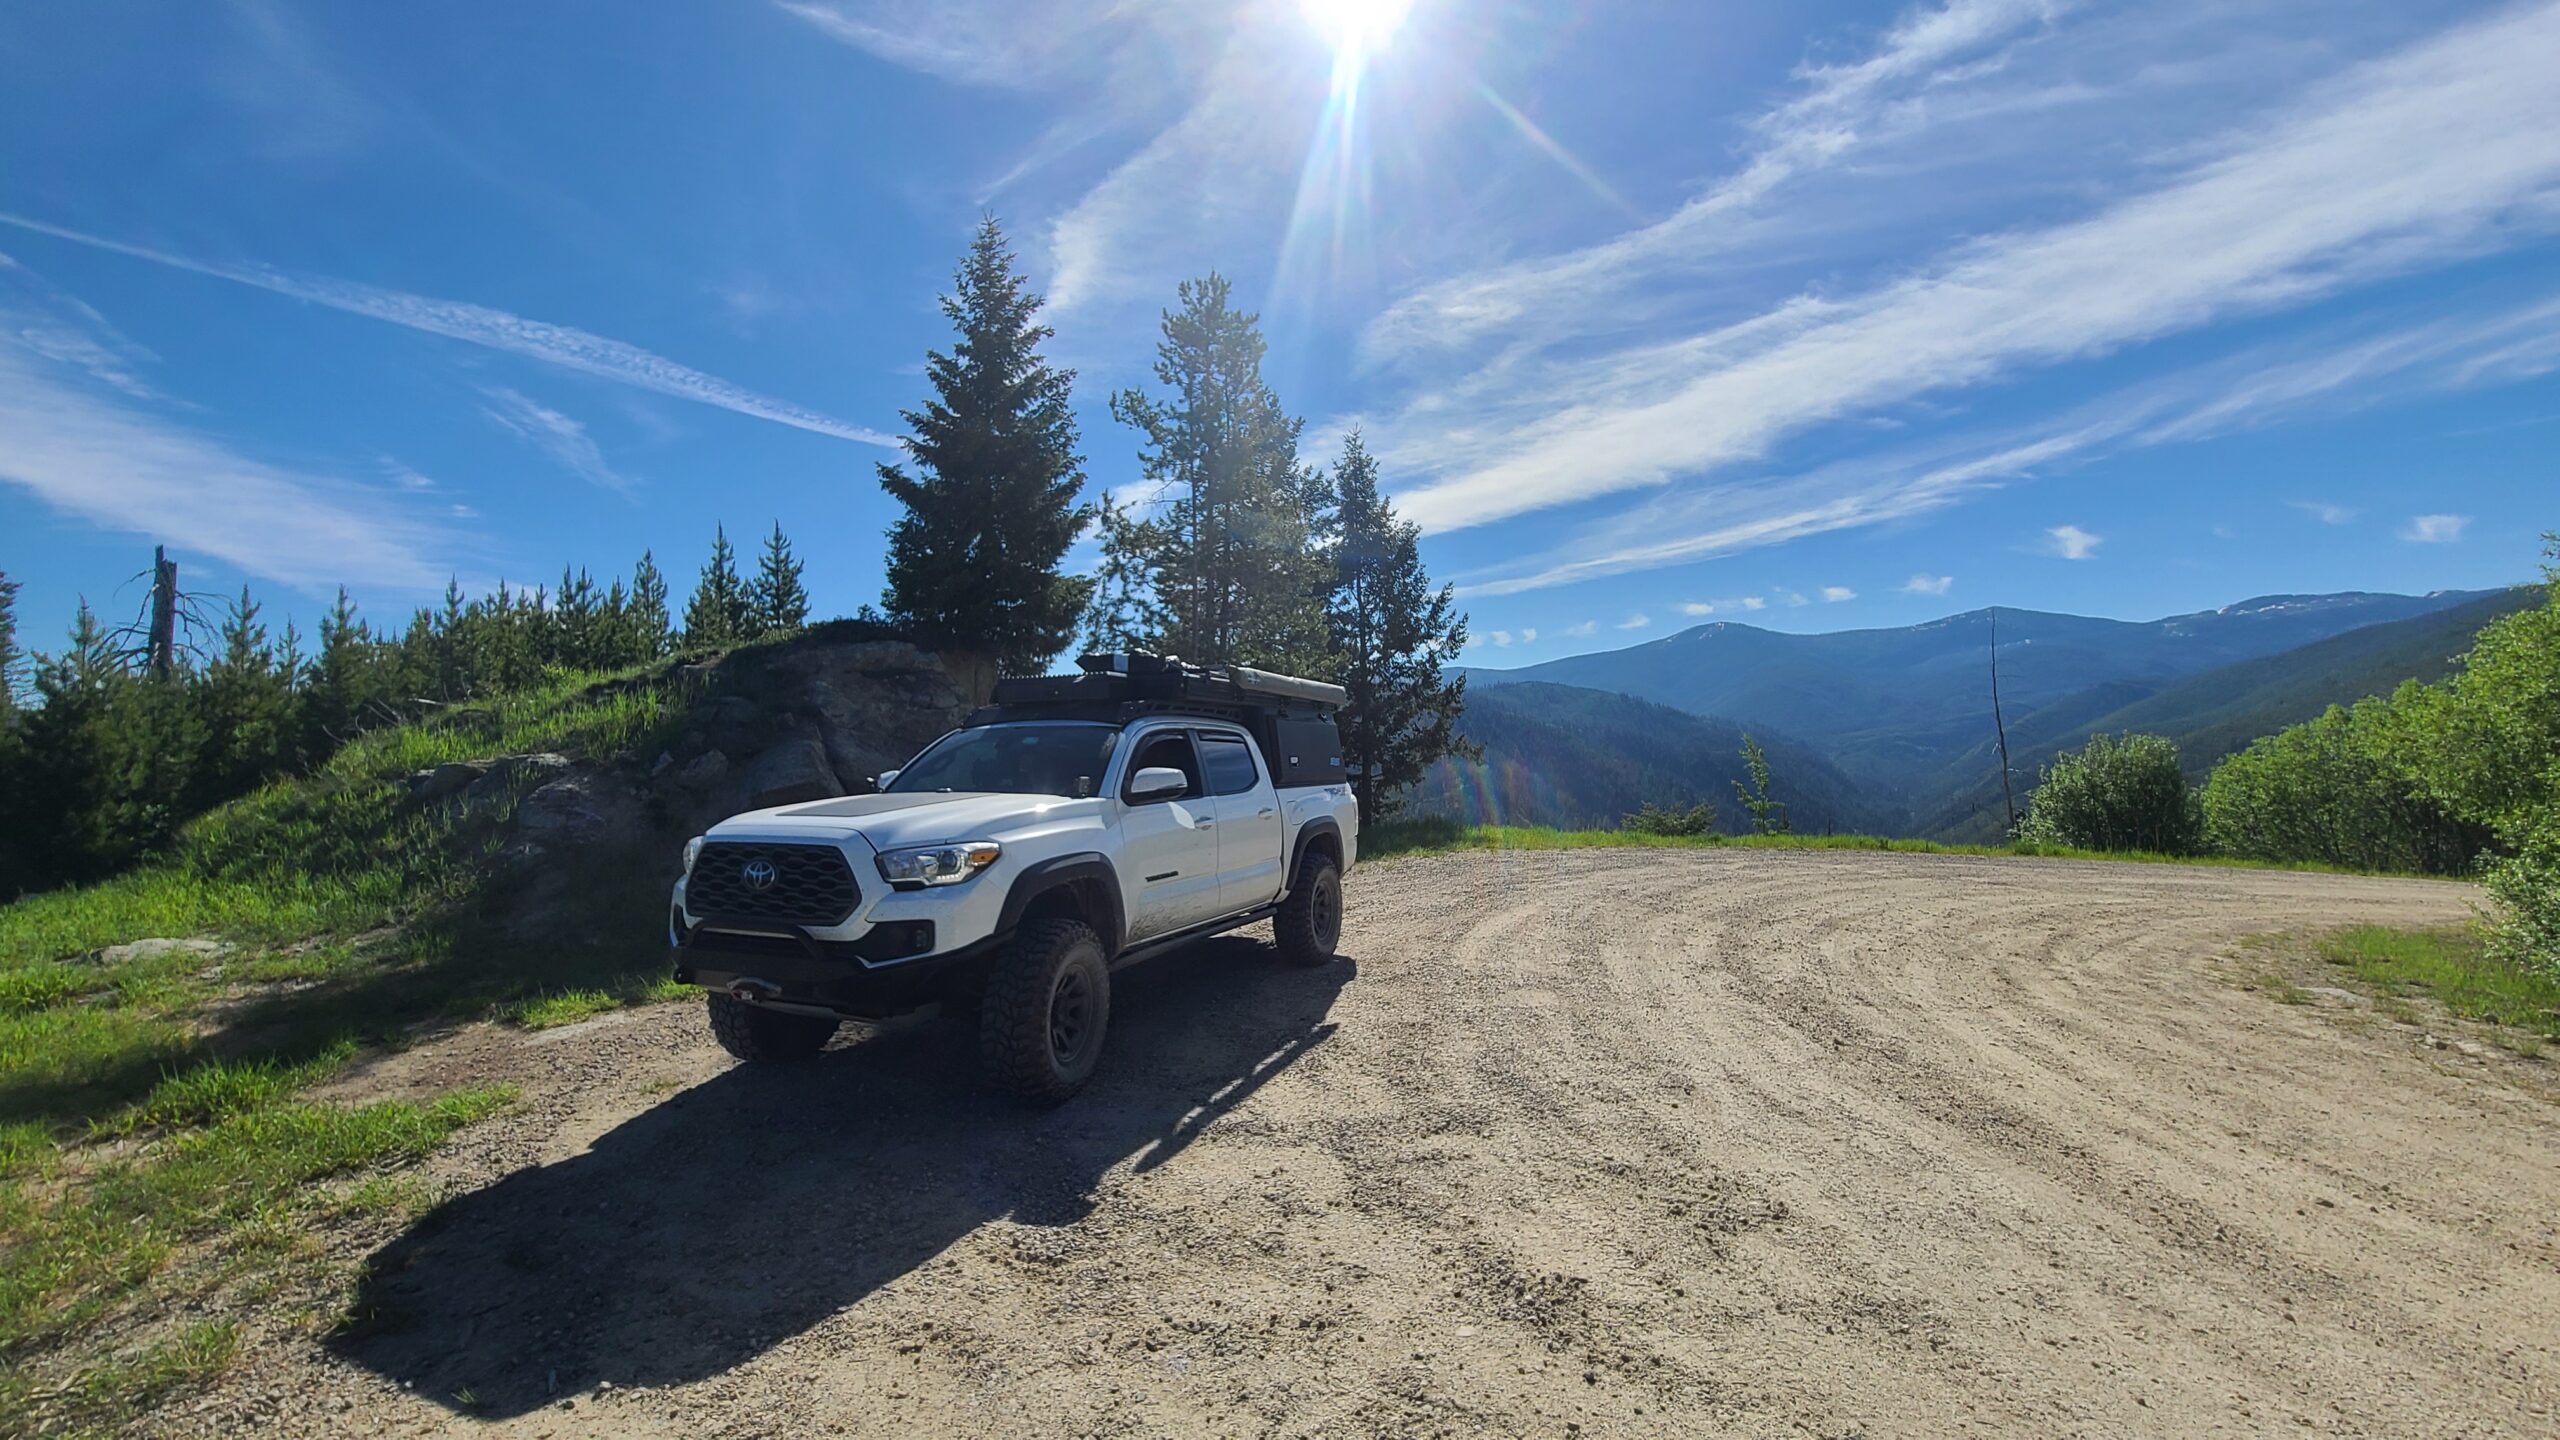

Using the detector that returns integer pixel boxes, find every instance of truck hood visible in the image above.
[714,791,1100,850]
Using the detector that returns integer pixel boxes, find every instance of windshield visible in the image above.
[884,723,1121,799]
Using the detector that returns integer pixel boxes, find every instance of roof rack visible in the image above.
[981,652,1346,718]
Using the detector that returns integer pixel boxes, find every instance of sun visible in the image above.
[1299,0,1415,71]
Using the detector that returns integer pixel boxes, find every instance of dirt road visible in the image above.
[166,850,2559,1438]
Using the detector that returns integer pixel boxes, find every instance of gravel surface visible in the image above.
[151,848,2559,1438]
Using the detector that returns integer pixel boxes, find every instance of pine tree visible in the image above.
[1086,272,1331,672]
[628,549,672,661]
[683,525,755,649]
[1324,431,1472,817]
[1733,734,1792,835]
[0,569,20,718]
[879,216,1092,686]
[749,522,811,637]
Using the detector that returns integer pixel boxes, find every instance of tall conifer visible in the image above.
[1324,431,1471,817]
[750,522,810,637]
[879,216,1091,687]
[1086,272,1330,673]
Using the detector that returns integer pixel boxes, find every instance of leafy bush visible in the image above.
[2202,695,2488,873]
[2015,732,2204,854]
[1624,800,1719,837]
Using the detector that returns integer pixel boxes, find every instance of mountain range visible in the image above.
[1448,587,2538,838]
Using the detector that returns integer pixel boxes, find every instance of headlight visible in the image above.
[681,835,704,874]
[876,840,1002,887]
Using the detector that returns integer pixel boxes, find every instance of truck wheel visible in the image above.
[1274,851,1342,967]
[705,992,838,1062]
[979,920,1112,1104]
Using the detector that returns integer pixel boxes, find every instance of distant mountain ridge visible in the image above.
[1455,588,2507,835]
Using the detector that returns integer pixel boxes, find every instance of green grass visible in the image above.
[1358,816,2437,876]
[2317,926,2560,1041]
[0,661,709,1432]
[508,974,690,1030]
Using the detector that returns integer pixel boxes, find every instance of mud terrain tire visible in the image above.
[705,992,838,1062]
[1275,850,1342,967]
[980,920,1112,1104]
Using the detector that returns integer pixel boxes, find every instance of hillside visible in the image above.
[1915,586,2546,841]
[1409,681,1883,833]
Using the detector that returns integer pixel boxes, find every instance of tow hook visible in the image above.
[727,977,782,1003]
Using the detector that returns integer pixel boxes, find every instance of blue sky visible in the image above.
[2,1,2555,668]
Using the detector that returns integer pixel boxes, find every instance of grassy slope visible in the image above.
[0,661,705,1434]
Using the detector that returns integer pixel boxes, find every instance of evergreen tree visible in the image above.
[1733,733,1793,835]
[0,569,19,717]
[628,549,672,661]
[1324,431,1471,817]
[555,565,604,668]
[879,216,1092,686]
[1086,272,1332,673]
[683,525,755,649]
[749,522,811,637]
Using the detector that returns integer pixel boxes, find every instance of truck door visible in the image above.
[1198,728,1284,912]
[1116,728,1228,939]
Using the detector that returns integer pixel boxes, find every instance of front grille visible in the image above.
[687,842,860,926]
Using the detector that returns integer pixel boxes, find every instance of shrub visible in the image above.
[2015,732,2203,854]
[2202,695,2488,873]
[1623,800,1719,837]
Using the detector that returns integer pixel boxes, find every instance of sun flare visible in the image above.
[1299,0,1415,70]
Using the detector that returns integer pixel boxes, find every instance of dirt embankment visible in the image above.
[160,850,2556,1438]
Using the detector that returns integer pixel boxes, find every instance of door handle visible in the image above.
[1196,819,1216,829]
[1257,808,1276,818]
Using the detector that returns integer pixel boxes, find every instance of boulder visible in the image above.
[738,738,844,809]
[673,750,730,791]
[463,752,573,807]
[410,761,486,800]
[96,937,231,966]
[514,771,639,845]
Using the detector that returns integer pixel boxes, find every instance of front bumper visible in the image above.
[670,903,1007,1019]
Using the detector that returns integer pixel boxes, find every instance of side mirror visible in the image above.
[875,768,901,790]
[1127,766,1188,802]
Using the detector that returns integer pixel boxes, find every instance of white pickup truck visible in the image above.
[669,654,1358,1102]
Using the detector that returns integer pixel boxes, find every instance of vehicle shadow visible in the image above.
[329,937,1354,1416]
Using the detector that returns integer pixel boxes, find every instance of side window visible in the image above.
[1198,731,1260,796]
[1123,731,1201,801]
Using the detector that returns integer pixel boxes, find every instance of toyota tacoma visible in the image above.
[668,653,1357,1102]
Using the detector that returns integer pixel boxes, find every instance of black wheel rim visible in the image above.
[1313,872,1340,949]
[1050,965,1094,1066]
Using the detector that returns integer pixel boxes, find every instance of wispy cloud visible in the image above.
[1450,292,2560,595]
[2401,513,2470,544]
[2289,500,2358,525]
[1383,4,2560,537]
[1363,0,2075,362]
[1561,619,1598,638]
[1902,574,1956,596]
[0,291,451,593]
[1821,585,1857,602]
[480,387,634,493]
[0,213,900,448]
[1616,613,1652,630]
[2045,523,2102,559]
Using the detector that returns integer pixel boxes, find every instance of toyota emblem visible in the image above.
[740,858,778,891]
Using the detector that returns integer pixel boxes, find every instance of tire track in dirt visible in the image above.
[153,849,2556,1440]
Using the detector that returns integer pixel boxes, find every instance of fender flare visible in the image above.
[1286,817,1344,893]
[997,852,1126,954]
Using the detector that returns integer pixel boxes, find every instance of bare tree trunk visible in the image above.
[148,546,178,681]
[1990,610,2018,833]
